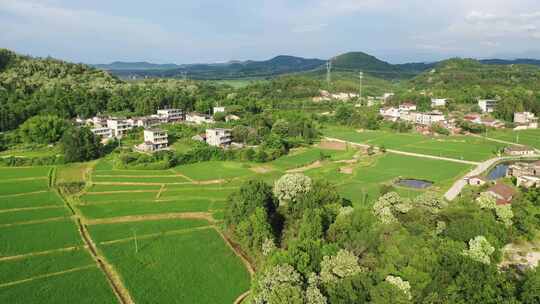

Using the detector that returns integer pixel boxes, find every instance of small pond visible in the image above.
[395,179,434,189]
[487,163,509,180]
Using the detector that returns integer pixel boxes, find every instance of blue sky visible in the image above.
[1,0,540,64]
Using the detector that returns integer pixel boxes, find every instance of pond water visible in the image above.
[487,163,509,180]
[395,179,434,189]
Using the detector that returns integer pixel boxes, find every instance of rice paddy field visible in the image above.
[0,167,118,304]
[323,126,507,162]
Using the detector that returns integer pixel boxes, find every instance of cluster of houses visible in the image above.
[514,112,538,130]
[76,106,240,153]
[379,101,447,128]
[312,90,395,105]
[468,160,540,205]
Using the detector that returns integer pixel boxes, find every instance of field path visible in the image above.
[84,212,215,225]
[56,188,134,304]
[324,137,480,165]
[0,245,87,262]
[0,265,95,288]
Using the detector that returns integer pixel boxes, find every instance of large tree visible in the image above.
[61,127,102,162]
[19,115,68,144]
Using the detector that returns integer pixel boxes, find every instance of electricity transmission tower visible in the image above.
[326,61,332,85]
[358,71,364,103]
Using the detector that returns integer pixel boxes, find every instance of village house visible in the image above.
[107,118,133,138]
[507,161,540,177]
[137,128,168,152]
[399,102,417,112]
[414,111,446,126]
[127,116,161,128]
[463,113,482,124]
[514,112,538,130]
[478,99,497,113]
[468,175,488,186]
[379,107,401,122]
[186,112,214,125]
[156,108,183,123]
[90,127,112,139]
[504,146,536,156]
[206,128,232,147]
[481,117,505,129]
[431,98,447,107]
[483,183,516,205]
[517,175,540,188]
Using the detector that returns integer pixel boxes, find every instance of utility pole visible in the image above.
[326,60,332,86]
[358,71,364,104]
[132,228,138,253]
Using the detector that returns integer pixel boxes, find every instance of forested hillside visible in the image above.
[403,58,540,120]
[0,49,222,131]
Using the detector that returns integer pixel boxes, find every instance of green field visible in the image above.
[98,228,250,304]
[0,207,70,225]
[0,166,51,179]
[79,199,215,219]
[0,191,63,210]
[92,175,190,184]
[486,128,540,149]
[323,126,506,162]
[173,161,254,181]
[88,218,210,243]
[0,179,49,196]
[304,153,471,203]
[0,266,117,304]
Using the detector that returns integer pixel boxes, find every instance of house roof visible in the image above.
[487,183,516,204]
[470,175,488,182]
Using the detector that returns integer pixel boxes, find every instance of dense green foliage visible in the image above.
[225,175,540,304]
[61,127,102,163]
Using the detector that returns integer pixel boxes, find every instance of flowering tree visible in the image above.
[462,235,495,265]
[273,173,312,204]
[306,273,327,304]
[320,249,363,283]
[413,192,447,213]
[385,275,412,300]
[253,264,305,304]
[476,193,496,209]
[372,192,411,224]
[495,205,513,227]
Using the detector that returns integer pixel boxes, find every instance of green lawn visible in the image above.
[99,228,250,304]
[173,161,254,181]
[323,126,506,162]
[88,218,210,243]
[93,169,176,176]
[0,191,63,211]
[0,266,117,304]
[0,219,83,257]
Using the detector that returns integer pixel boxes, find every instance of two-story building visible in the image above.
[206,128,232,147]
[157,109,183,123]
[186,112,214,125]
[137,128,169,152]
[431,98,447,108]
[514,112,538,129]
[107,119,133,138]
[504,146,536,156]
[478,99,497,113]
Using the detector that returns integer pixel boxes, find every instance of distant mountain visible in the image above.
[92,61,181,70]
[92,52,540,80]
[479,58,540,66]
[96,55,326,80]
